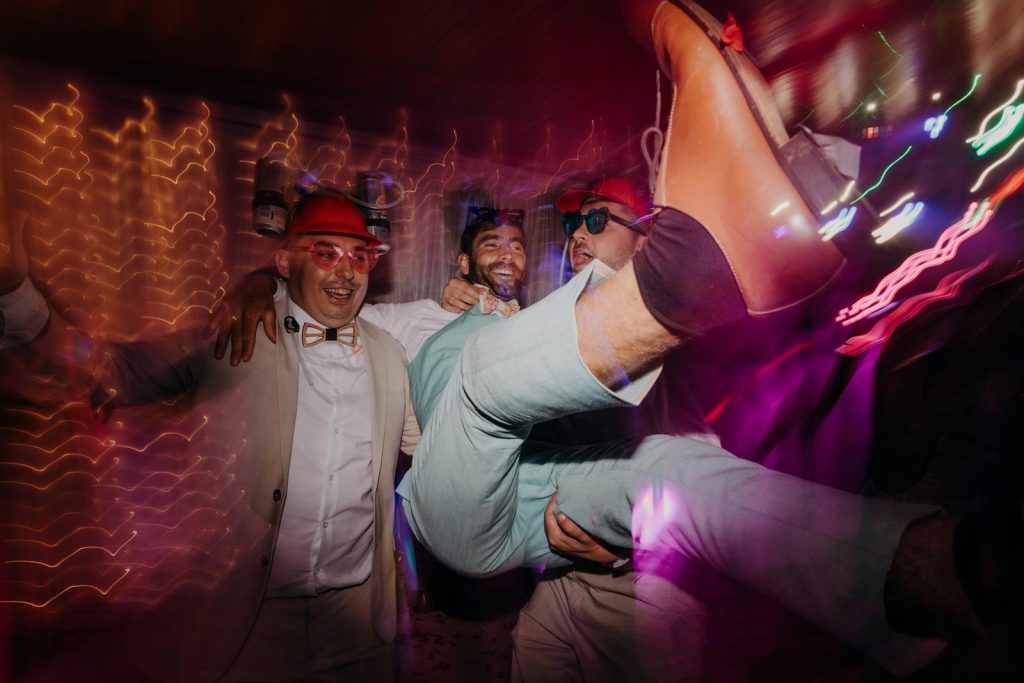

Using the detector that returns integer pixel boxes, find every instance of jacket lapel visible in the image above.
[360,322,388,493]
[275,297,299,481]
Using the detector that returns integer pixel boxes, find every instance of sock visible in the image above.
[632,208,749,337]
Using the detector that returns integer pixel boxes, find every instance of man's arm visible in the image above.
[544,493,624,566]
[360,299,460,362]
[1,276,206,404]
[1,173,204,401]
[0,212,47,346]
[202,269,279,366]
[439,277,478,313]
[206,269,475,364]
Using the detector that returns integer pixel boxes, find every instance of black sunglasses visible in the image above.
[466,206,525,230]
[562,207,648,239]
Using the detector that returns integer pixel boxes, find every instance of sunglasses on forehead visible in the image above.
[290,241,385,274]
[465,206,526,230]
[562,207,650,240]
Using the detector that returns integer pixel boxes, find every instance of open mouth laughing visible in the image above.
[490,266,518,280]
[323,284,357,304]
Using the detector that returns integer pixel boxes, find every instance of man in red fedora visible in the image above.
[0,193,418,682]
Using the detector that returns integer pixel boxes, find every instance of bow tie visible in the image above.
[300,321,360,349]
[479,292,520,318]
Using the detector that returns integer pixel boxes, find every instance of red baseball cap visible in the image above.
[287,194,383,248]
[555,177,652,217]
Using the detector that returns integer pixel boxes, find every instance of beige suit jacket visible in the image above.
[70,295,419,681]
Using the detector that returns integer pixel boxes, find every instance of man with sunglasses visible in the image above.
[560,176,653,272]
[502,177,722,682]
[0,193,419,681]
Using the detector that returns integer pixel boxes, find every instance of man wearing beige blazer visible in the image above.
[0,193,418,682]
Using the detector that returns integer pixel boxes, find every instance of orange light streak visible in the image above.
[537,120,597,197]
[12,83,82,123]
[0,509,133,535]
[1,460,121,492]
[0,568,131,609]
[90,97,156,143]
[5,515,136,549]
[6,531,137,568]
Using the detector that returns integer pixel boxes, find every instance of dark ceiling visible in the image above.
[0,0,660,156]
[1,0,1020,162]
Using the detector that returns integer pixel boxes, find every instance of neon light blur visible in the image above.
[971,104,1024,156]
[819,206,857,241]
[631,486,679,548]
[851,146,913,204]
[966,78,1024,144]
[872,202,925,244]
[943,73,982,117]
[837,201,994,325]
[879,192,916,217]
[924,114,947,139]
[970,137,1024,191]
[837,257,995,357]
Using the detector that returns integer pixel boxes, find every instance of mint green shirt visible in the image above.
[408,304,499,427]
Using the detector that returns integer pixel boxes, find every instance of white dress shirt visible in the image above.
[266,297,376,597]
[359,299,458,361]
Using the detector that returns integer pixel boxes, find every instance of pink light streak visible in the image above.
[837,256,995,356]
[631,486,679,548]
[836,202,994,325]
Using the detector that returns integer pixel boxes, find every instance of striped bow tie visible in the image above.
[300,321,360,348]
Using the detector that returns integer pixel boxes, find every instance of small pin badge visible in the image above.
[284,316,299,333]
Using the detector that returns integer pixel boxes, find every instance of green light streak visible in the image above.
[943,74,982,117]
[973,105,1024,156]
[876,32,903,81]
[851,145,913,204]
[878,31,902,57]
[841,101,865,122]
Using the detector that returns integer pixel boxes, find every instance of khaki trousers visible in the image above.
[511,569,705,683]
[223,578,393,683]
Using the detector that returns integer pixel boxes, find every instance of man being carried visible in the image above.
[398,193,979,677]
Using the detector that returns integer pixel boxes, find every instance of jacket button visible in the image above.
[272,489,282,502]
[260,554,270,568]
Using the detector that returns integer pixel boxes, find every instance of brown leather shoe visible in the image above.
[624,0,848,315]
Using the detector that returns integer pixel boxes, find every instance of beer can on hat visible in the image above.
[358,171,392,243]
[252,157,292,235]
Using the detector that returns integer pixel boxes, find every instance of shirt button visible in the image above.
[329,475,335,482]
[272,489,282,502]
[322,521,328,528]
[260,554,270,568]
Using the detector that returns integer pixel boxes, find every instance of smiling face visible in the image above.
[275,234,369,327]
[457,223,526,302]
[569,200,645,272]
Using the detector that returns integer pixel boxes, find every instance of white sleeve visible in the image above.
[400,385,421,454]
[360,300,459,362]
[0,278,51,350]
